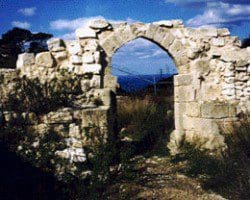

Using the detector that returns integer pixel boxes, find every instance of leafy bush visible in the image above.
[2,74,82,114]
[173,117,250,199]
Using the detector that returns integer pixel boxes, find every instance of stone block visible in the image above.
[222,88,235,96]
[52,51,67,61]
[169,40,182,55]
[186,102,200,117]
[80,107,109,128]
[82,52,95,64]
[174,102,186,130]
[114,25,136,44]
[187,49,199,59]
[161,32,175,48]
[204,84,222,101]
[174,74,193,86]
[81,75,101,91]
[27,124,48,136]
[224,68,235,77]
[145,24,158,39]
[185,124,226,151]
[70,55,82,65]
[175,85,196,102]
[83,64,102,74]
[75,27,96,39]
[153,27,169,43]
[16,53,35,69]
[47,38,65,52]
[201,102,229,118]
[47,108,73,124]
[182,115,199,130]
[172,19,183,28]
[36,52,55,68]
[224,77,235,84]
[88,19,110,29]
[93,89,113,106]
[218,28,230,36]
[221,50,239,63]
[93,51,100,63]
[171,29,184,39]
[153,20,173,27]
[199,28,218,37]
[235,66,247,71]
[211,38,225,47]
[84,40,99,51]
[130,23,148,36]
[69,123,81,139]
[55,147,86,163]
[100,34,121,56]
[67,42,82,55]
[228,105,237,117]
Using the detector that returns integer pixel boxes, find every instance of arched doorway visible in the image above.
[109,37,178,153]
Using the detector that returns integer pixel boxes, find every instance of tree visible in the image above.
[0,27,53,68]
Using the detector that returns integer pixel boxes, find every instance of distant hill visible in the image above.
[116,74,174,96]
[0,27,52,68]
[242,37,250,48]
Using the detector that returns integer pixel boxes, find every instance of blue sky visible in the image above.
[1,0,249,75]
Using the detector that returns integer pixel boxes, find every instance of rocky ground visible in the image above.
[104,155,227,200]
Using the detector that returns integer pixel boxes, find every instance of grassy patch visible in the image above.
[117,95,174,155]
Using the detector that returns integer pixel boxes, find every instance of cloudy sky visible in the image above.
[1,0,249,75]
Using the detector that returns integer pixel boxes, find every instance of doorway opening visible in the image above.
[111,37,178,155]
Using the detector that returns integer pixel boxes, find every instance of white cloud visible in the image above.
[11,21,31,29]
[165,0,204,4]
[139,49,165,59]
[18,7,36,16]
[60,32,76,40]
[50,16,103,30]
[165,0,249,6]
[187,2,250,27]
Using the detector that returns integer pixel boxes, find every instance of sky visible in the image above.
[0,0,249,75]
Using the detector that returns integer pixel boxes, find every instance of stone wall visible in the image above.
[0,18,249,177]
[77,19,249,154]
[0,35,116,178]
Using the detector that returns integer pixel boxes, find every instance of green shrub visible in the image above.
[2,74,82,115]
[173,117,250,199]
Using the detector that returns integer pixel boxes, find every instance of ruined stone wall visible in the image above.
[84,19,249,154]
[0,18,249,176]
[0,35,116,178]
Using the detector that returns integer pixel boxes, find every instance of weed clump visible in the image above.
[173,116,250,199]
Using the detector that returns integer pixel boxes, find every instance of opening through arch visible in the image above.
[111,37,178,154]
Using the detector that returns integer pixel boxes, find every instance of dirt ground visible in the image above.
[104,155,227,200]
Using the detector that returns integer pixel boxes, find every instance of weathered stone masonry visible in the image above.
[0,18,249,176]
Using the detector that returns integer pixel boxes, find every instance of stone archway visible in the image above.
[85,19,249,154]
[4,18,249,158]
